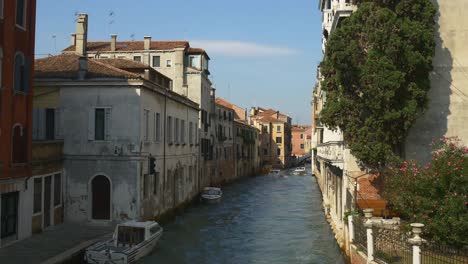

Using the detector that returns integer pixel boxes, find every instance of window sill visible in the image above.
[15,24,27,31]
[13,90,28,96]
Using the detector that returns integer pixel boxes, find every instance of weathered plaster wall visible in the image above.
[405,0,468,163]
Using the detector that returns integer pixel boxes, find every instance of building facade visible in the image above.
[213,98,235,185]
[62,14,216,191]
[291,125,311,158]
[0,0,37,246]
[34,54,199,222]
[250,107,292,169]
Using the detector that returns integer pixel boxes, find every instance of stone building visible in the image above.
[0,0,37,246]
[213,98,235,184]
[250,107,292,169]
[34,54,199,222]
[62,13,216,193]
[291,125,311,158]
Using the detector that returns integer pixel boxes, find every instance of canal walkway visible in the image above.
[143,172,345,264]
[0,222,113,264]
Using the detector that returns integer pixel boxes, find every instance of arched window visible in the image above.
[14,52,29,93]
[12,124,27,163]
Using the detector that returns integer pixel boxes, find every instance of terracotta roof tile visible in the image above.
[63,41,190,52]
[35,54,140,79]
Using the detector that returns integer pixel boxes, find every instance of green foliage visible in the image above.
[383,137,468,247]
[320,0,436,168]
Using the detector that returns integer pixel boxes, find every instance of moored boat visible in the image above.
[293,167,306,175]
[84,221,163,264]
[200,187,222,203]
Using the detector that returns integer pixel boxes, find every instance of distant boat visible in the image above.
[270,169,281,175]
[84,220,163,264]
[200,187,222,203]
[293,167,306,176]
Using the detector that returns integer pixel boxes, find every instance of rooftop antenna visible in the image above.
[51,34,57,54]
[108,10,115,35]
[74,11,79,23]
[130,33,135,41]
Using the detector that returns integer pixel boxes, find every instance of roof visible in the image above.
[215,97,234,109]
[63,41,189,52]
[35,54,140,79]
[96,58,149,69]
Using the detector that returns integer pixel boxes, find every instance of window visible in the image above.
[133,56,142,62]
[263,148,268,155]
[16,0,26,28]
[167,116,173,144]
[152,56,160,67]
[155,113,161,142]
[277,125,281,132]
[0,0,3,18]
[175,118,179,144]
[143,174,150,198]
[143,109,149,142]
[14,52,28,92]
[45,109,55,140]
[300,134,304,139]
[33,178,42,213]
[277,148,281,155]
[228,112,232,121]
[54,174,61,206]
[189,55,200,68]
[166,60,172,67]
[189,122,193,144]
[276,137,282,144]
[153,172,159,195]
[300,144,305,149]
[12,124,27,163]
[223,111,227,120]
[95,109,105,140]
[181,120,185,144]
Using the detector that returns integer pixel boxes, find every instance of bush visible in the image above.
[383,137,468,247]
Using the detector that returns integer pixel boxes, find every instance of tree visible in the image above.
[383,137,468,247]
[319,0,436,168]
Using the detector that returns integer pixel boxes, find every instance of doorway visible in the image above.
[1,192,19,239]
[44,176,52,228]
[91,175,111,220]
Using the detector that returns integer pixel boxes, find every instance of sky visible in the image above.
[36,0,324,125]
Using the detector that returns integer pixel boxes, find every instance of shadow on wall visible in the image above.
[405,0,452,164]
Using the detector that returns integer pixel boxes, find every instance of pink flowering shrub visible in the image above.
[383,137,467,247]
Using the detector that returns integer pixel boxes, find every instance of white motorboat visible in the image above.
[270,169,281,175]
[84,221,163,264]
[293,167,307,175]
[200,187,222,203]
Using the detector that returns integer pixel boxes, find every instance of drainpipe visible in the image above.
[162,90,167,210]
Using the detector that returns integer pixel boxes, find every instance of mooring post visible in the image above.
[409,223,424,264]
[363,208,374,263]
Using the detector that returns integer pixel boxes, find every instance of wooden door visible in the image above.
[92,176,111,220]
[44,176,52,228]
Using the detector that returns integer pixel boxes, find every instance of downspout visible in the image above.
[162,90,167,210]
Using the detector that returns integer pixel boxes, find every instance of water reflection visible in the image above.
[143,171,345,264]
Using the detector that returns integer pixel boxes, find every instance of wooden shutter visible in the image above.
[105,108,112,141]
[32,108,39,140]
[37,109,46,140]
[54,108,62,139]
[88,109,95,140]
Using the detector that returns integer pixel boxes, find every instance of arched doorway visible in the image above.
[91,175,111,220]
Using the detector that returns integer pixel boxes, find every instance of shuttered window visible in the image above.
[155,112,161,142]
[89,107,111,141]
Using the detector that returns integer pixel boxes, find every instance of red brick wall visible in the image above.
[0,0,37,180]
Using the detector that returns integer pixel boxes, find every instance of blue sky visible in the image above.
[36,0,323,124]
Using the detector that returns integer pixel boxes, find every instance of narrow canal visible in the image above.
[143,171,345,264]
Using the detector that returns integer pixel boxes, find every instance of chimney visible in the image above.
[75,13,88,56]
[111,34,117,52]
[78,56,88,80]
[144,36,151,50]
[71,34,76,46]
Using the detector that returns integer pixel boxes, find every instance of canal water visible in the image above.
[143,171,345,264]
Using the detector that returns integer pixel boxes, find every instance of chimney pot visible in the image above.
[144,36,152,50]
[111,34,117,52]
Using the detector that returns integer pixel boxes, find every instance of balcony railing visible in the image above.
[316,141,344,165]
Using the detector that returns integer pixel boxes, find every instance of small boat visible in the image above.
[293,167,307,175]
[84,221,163,264]
[200,187,222,203]
[270,169,281,175]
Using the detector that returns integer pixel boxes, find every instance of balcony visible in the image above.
[316,141,344,168]
[32,140,64,175]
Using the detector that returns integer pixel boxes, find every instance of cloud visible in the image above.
[190,40,298,57]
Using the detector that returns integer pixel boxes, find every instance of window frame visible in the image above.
[0,0,4,19]
[133,56,142,62]
[94,108,106,141]
[152,56,161,68]
[166,59,172,68]
[15,0,27,30]
[13,52,26,93]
